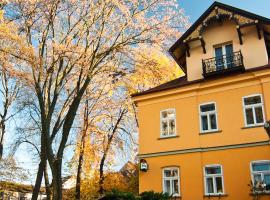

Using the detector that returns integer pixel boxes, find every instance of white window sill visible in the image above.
[250,191,270,196]
[199,130,222,135]
[204,193,227,197]
[162,192,180,197]
[242,124,264,129]
[158,135,179,140]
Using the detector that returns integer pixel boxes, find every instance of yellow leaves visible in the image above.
[73,170,132,199]
[123,45,184,94]
[0,10,4,21]
[108,90,114,97]
[103,173,128,192]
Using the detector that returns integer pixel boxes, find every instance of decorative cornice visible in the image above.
[132,67,270,104]
[188,7,254,39]
[138,141,270,158]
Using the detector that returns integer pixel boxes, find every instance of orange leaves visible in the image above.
[0,1,189,197]
[122,45,184,94]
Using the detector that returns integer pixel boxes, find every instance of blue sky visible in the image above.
[178,0,270,23]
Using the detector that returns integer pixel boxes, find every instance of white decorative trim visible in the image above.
[138,141,270,158]
[160,108,177,138]
[242,94,266,127]
[162,167,181,197]
[199,102,219,133]
[250,160,270,192]
[203,164,225,195]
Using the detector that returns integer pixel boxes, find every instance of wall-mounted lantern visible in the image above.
[264,120,270,138]
[140,159,148,172]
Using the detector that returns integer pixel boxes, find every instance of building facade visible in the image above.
[132,2,270,200]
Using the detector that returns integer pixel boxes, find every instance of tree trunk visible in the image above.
[44,161,51,200]
[32,132,47,200]
[99,151,108,195]
[0,121,6,160]
[98,109,126,195]
[0,143,3,160]
[31,160,46,200]
[51,160,62,200]
[75,134,86,200]
[75,100,89,200]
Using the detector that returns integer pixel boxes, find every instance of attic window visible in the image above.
[214,43,234,70]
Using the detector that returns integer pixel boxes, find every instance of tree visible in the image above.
[0,156,29,182]
[98,106,129,194]
[71,43,184,199]
[123,45,184,94]
[0,64,20,159]
[73,75,117,200]
[12,126,52,200]
[0,1,188,199]
[0,15,21,159]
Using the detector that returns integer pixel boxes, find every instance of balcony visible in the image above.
[202,51,245,78]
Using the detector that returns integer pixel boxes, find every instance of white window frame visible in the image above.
[214,42,233,69]
[242,94,265,127]
[199,102,219,133]
[250,160,270,193]
[162,167,180,197]
[204,164,225,196]
[160,109,177,138]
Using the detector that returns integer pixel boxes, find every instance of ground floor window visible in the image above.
[204,165,224,195]
[251,160,270,191]
[162,167,180,196]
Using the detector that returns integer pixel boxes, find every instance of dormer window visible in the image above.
[214,43,234,70]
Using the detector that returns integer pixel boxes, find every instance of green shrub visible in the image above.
[102,189,173,200]
[139,191,172,200]
[103,189,137,200]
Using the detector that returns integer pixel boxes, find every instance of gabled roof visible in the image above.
[169,1,270,54]
[131,2,270,98]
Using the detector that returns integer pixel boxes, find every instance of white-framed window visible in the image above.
[243,94,265,127]
[162,167,180,196]
[204,165,225,195]
[160,109,176,137]
[199,102,218,133]
[214,43,234,70]
[251,160,270,192]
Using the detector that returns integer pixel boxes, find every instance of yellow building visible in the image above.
[132,2,270,200]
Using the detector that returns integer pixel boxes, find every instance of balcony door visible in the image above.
[214,43,233,71]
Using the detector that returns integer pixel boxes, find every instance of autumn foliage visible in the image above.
[0,0,188,199]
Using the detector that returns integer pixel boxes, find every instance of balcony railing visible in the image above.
[202,51,244,78]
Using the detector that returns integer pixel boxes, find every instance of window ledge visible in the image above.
[199,130,222,135]
[249,192,270,196]
[171,196,181,199]
[203,194,228,197]
[158,135,179,140]
[241,124,264,129]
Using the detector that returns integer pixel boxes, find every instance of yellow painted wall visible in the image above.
[133,69,270,200]
[139,145,270,200]
[136,70,270,155]
[186,20,268,81]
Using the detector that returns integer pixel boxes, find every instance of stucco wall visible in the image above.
[186,20,268,81]
[139,145,270,200]
[137,69,270,155]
